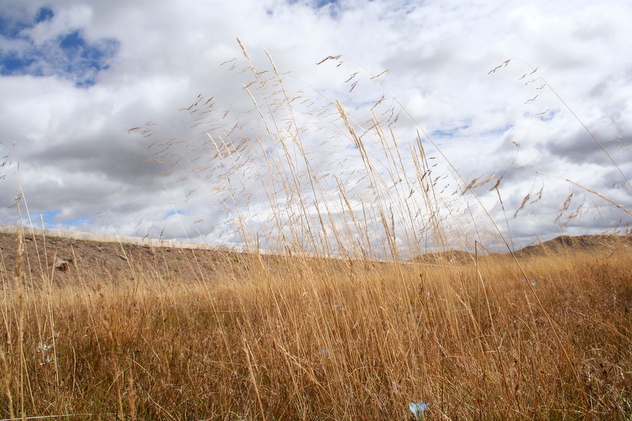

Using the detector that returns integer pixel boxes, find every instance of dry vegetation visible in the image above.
[1,233,632,420]
[2,44,632,420]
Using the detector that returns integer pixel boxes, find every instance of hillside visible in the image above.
[0,231,247,284]
[511,234,632,257]
[410,234,632,264]
[2,230,631,283]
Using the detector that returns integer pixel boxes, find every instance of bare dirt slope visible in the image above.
[0,231,248,285]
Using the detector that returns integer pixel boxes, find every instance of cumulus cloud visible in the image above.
[0,5,119,87]
[0,0,631,257]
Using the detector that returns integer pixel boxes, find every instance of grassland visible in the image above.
[1,231,632,420]
[3,44,632,420]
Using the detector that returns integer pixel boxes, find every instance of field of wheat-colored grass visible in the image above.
[1,237,632,420]
[2,43,632,420]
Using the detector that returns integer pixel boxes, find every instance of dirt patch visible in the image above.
[0,231,252,285]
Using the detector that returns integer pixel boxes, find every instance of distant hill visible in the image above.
[511,235,632,258]
[409,235,632,264]
[409,249,476,265]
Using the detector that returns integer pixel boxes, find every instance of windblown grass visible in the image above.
[1,235,632,420]
[2,43,632,420]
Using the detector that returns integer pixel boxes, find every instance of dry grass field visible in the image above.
[2,45,632,420]
[1,231,632,420]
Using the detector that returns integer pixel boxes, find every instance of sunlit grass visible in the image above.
[2,240,632,420]
[2,42,632,420]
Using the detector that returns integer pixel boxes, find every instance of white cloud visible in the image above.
[0,0,631,257]
[23,5,93,45]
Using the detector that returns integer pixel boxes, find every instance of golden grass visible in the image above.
[1,241,632,420]
[3,43,632,420]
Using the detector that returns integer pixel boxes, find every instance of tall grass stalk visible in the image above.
[2,242,632,419]
[2,44,632,420]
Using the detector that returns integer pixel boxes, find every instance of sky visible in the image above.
[0,0,631,258]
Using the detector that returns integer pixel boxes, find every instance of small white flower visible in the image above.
[36,343,53,353]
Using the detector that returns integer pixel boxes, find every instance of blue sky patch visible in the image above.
[38,210,60,227]
[431,123,471,138]
[35,7,54,23]
[165,209,188,218]
[0,13,30,38]
[36,210,91,227]
[0,6,119,87]
[287,0,342,17]
[313,0,339,7]
[538,109,558,122]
